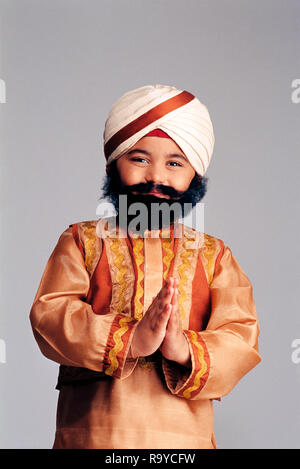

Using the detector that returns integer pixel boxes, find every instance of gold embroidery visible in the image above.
[177,247,194,321]
[132,237,144,321]
[161,225,200,328]
[103,220,135,317]
[109,237,129,314]
[138,357,156,371]
[182,331,208,398]
[161,234,174,281]
[203,234,216,285]
[81,223,97,276]
[105,315,134,376]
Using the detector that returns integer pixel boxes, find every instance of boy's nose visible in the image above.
[145,167,166,186]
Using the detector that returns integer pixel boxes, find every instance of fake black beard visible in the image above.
[100,161,208,233]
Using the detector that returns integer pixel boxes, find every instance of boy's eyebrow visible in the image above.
[127,148,188,161]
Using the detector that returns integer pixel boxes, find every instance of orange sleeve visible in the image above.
[162,245,261,400]
[29,227,139,379]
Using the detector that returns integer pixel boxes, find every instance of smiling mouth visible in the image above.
[130,189,170,199]
[145,190,168,198]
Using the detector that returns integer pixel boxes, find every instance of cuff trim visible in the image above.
[177,330,210,398]
[103,313,138,378]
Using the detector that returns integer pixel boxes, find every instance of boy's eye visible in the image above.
[130,158,182,167]
[130,157,147,163]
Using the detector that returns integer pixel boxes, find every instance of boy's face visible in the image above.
[102,135,208,232]
[115,136,196,199]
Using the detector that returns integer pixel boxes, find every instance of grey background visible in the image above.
[0,0,299,449]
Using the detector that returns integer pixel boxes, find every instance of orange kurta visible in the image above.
[29,218,261,449]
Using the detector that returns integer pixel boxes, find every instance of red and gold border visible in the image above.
[103,314,138,378]
[177,330,210,399]
[131,237,145,320]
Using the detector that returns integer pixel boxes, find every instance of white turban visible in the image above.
[103,84,215,176]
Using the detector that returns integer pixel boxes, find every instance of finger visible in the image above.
[150,283,172,310]
[155,287,174,317]
[164,278,175,296]
[162,277,174,293]
[166,304,178,332]
[171,277,178,288]
[149,280,175,320]
[168,277,175,287]
[171,285,178,306]
[169,278,178,300]
[152,303,172,330]
[158,282,174,305]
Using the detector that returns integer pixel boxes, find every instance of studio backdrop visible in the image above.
[0,0,299,449]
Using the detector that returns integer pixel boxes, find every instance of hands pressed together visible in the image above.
[130,277,192,368]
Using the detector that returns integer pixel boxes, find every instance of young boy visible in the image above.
[30,84,261,449]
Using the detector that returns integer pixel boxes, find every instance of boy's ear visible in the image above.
[106,160,117,176]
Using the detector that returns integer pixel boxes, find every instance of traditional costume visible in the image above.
[30,85,261,449]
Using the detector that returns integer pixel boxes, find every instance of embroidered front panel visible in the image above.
[100,224,144,375]
[79,219,220,378]
[103,234,135,317]
[78,221,102,278]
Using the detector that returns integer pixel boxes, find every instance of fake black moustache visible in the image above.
[120,182,182,198]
